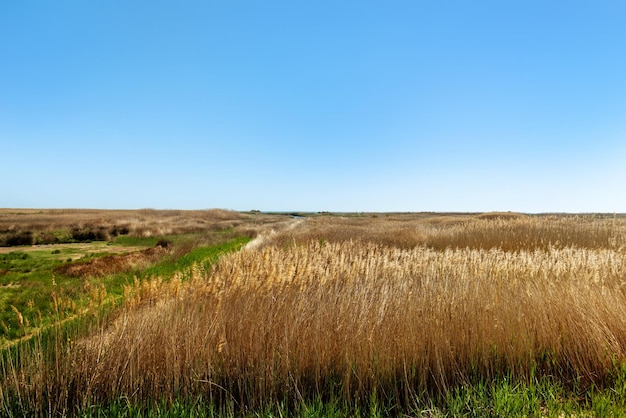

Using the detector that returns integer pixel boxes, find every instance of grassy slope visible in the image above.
[0,233,250,346]
[0,242,149,342]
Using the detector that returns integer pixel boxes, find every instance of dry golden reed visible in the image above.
[9,241,626,411]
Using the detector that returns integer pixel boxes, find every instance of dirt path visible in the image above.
[0,242,141,255]
[244,218,304,250]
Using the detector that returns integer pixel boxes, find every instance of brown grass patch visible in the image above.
[53,246,170,278]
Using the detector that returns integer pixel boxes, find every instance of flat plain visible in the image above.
[2,209,626,416]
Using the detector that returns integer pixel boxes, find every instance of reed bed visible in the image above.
[267,214,626,251]
[5,224,626,414]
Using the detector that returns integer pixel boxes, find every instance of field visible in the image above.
[3,210,626,416]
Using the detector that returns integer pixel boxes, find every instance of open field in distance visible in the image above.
[0,208,295,247]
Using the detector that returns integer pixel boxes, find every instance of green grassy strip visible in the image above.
[46,372,626,417]
[1,235,250,348]
[138,236,251,279]
[112,235,163,247]
[0,242,141,342]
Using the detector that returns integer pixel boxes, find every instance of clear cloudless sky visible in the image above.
[1,1,625,212]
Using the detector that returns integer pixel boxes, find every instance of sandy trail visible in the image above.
[244,218,304,250]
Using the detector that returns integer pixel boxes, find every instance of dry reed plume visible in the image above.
[6,217,626,414]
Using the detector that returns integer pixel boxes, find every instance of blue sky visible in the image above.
[1,1,625,212]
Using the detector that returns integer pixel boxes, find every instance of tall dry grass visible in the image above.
[5,215,626,414]
[267,214,626,251]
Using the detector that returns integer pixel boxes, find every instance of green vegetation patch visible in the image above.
[0,245,129,342]
[140,235,251,279]
[0,234,251,346]
[25,372,626,417]
[112,235,162,247]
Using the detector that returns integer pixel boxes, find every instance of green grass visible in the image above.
[0,249,87,341]
[435,371,626,417]
[22,372,625,417]
[139,236,250,279]
[0,243,136,342]
[113,229,239,249]
[0,234,251,346]
[112,235,163,247]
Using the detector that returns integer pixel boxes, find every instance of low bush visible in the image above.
[70,225,110,242]
[2,231,35,247]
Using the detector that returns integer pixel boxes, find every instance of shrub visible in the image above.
[156,239,173,249]
[4,231,35,246]
[110,225,130,237]
[70,226,110,242]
